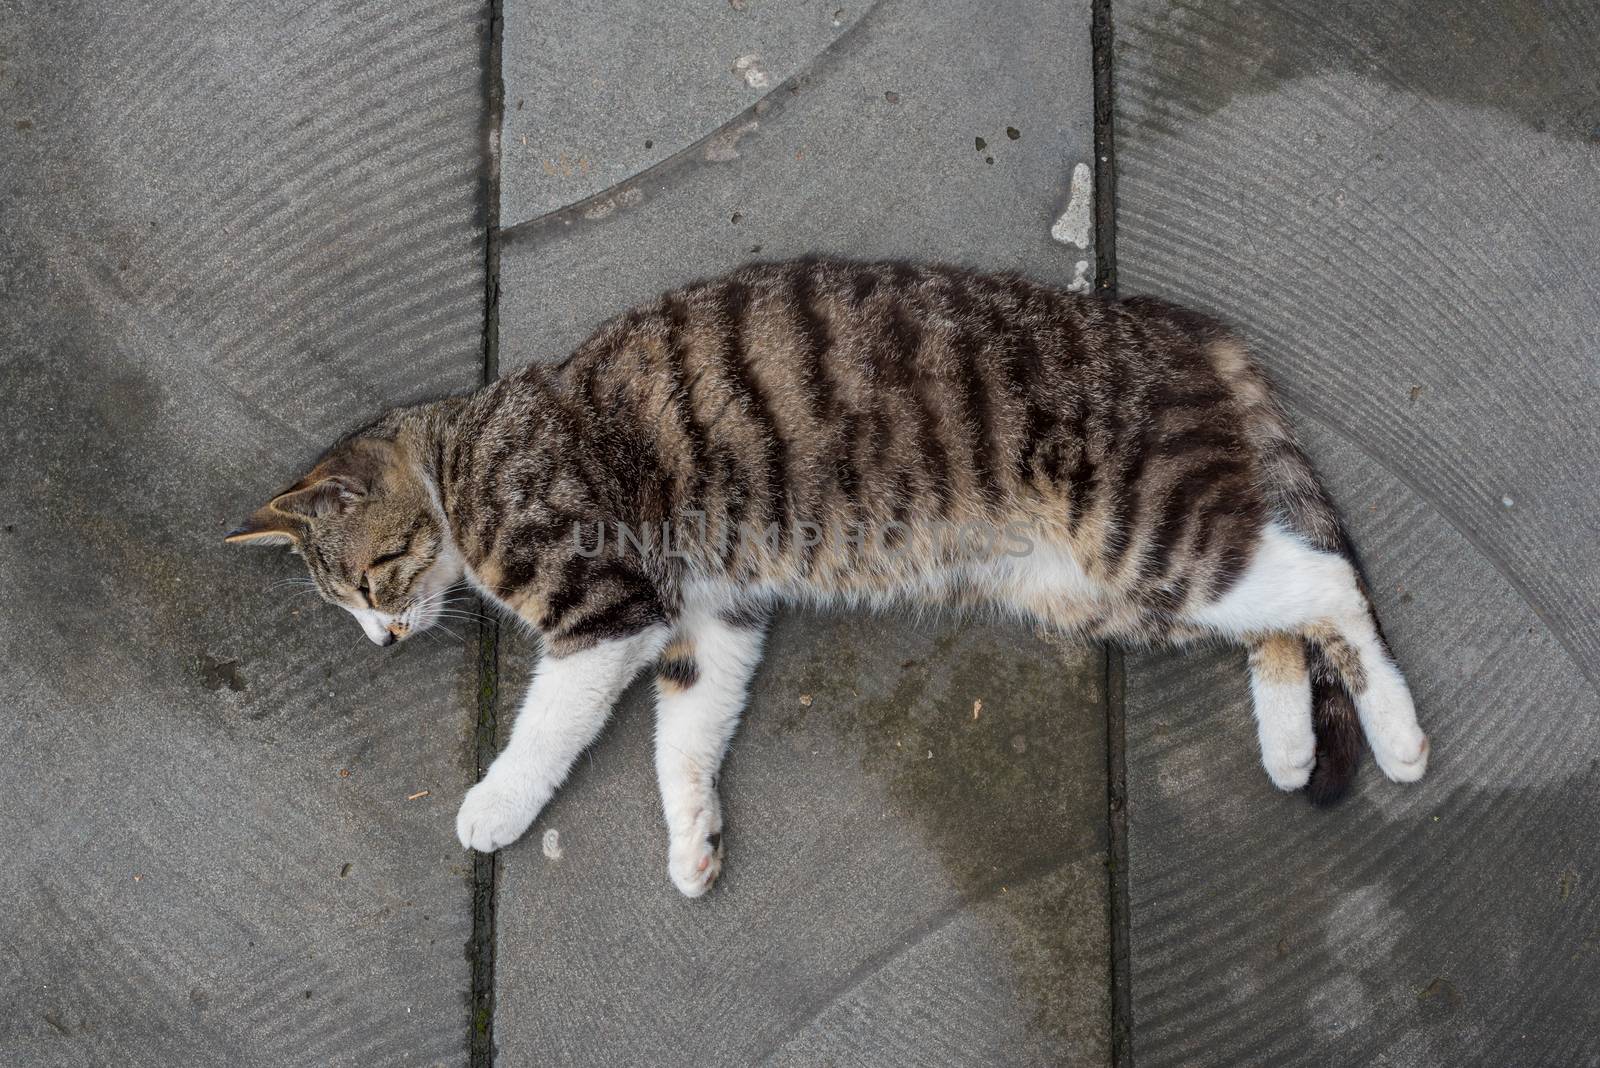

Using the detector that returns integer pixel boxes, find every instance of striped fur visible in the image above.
[230,259,1428,880]
[441,261,1274,651]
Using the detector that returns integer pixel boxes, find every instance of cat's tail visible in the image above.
[1207,335,1370,805]
[1304,636,1362,805]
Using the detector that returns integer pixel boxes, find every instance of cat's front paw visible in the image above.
[669,829,725,898]
[456,775,540,853]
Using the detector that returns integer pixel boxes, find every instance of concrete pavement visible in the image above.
[1115,1,1600,1063]
[1,2,488,1064]
[492,1,1109,1062]
[5,0,1598,1064]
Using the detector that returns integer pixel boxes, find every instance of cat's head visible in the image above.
[226,433,463,645]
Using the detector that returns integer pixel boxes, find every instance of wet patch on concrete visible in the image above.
[766,611,1108,1054]
[1,1,488,1062]
[1129,0,1600,141]
[195,653,248,694]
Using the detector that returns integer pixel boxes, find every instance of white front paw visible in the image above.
[456,775,540,853]
[669,829,724,898]
[666,801,725,898]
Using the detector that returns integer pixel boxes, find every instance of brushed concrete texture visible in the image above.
[1116,2,1600,1064]
[493,615,1109,1066]
[492,3,1108,1060]
[0,2,486,1065]
[496,0,1096,367]
[500,0,865,226]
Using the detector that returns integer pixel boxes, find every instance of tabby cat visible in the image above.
[227,259,1427,897]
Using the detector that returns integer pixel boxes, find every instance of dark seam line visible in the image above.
[1093,1,1133,1066]
[1093,0,1118,298]
[470,0,504,1065]
[1104,644,1132,1068]
[495,0,891,248]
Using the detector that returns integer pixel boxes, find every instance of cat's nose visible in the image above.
[373,631,396,647]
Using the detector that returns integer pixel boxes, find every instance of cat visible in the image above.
[227,258,1428,898]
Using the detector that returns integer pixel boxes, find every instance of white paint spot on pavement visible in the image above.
[541,828,563,860]
[1051,162,1094,249]
[1068,259,1091,294]
[733,54,770,89]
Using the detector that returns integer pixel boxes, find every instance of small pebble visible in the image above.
[542,829,563,860]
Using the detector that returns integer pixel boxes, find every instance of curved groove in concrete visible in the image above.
[0,2,488,1064]
[752,847,1097,1063]
[498,0,890,245]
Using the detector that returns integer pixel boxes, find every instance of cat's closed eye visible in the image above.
[370,547,410,569]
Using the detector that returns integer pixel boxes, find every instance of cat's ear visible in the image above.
[224,474,366,546]
[268,474,367,519]
[223,507,302,547]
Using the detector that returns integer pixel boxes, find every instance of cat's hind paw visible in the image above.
[1262,746,1316,792]
[456,776,540,853]
[1371,729,1429,783]
[1356,665,1429,784]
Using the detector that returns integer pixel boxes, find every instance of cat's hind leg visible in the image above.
[1246,634,1316,791]
[1190,522,1428,785]
[652,597,769,898]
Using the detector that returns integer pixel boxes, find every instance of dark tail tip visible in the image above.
[1306,641,1363,807]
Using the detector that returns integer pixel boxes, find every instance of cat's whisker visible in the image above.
[433,611,496,624]
[434,599,496,620]
[432,591,492,617]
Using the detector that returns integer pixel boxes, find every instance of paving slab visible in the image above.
[501,0,867,225]
[0,2,487,1065]
[492,0,1109,1062]
[497,0,1098,365]
[1115,2,1600,1064]
[495,616,1107,1065]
